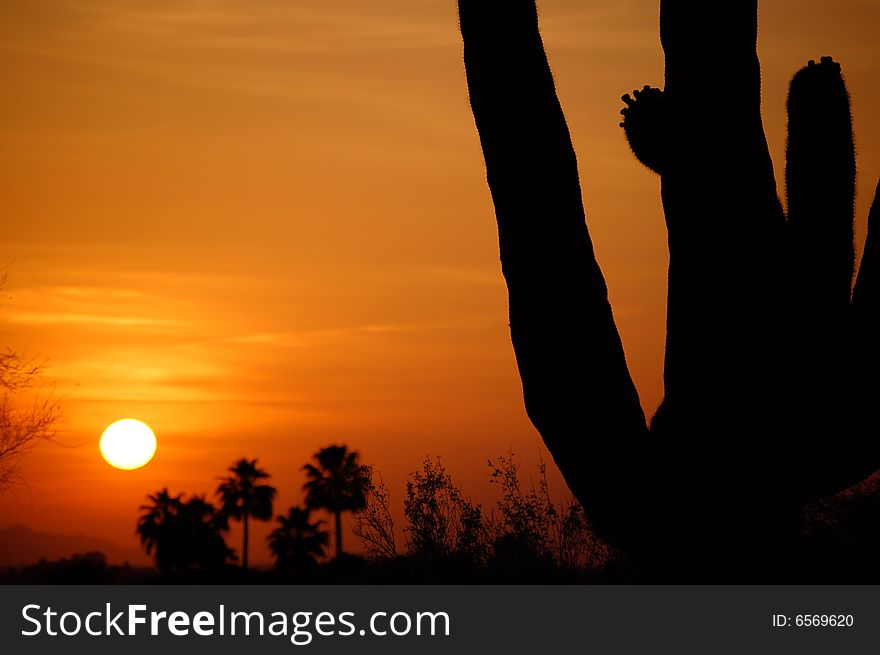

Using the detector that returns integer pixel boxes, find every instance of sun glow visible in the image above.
[99,419,157,470]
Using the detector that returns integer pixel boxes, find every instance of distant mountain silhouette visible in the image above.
[0,524,150,568]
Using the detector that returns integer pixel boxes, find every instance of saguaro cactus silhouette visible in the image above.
[459,0,880,580]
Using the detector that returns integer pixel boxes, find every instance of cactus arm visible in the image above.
[786,58,856,316]
[655,0,786,438]
[458,0,653,537]
[786,180,880,499]
[843,181,880,488]
[853,181,880,319]
[783,58,859,498]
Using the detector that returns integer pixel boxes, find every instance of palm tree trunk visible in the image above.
[335,511,342,559]
[243,510,249,571]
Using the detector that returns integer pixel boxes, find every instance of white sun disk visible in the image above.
[100,419,157,470]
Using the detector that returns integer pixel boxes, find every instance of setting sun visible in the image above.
[99,419,158,470]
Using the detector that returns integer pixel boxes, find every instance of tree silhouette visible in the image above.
[267,506,329,575]
[0,349,60,492]
[303,444,370,559]
[459,0,880,580]
[136,488,181,576]
[352,468,398,559]
[217,458,276,572]
[137,489,232,577]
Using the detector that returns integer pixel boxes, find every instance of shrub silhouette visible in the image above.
[0,552,154,584]
[459,0,880,580]
[403,457,488,564]
[488,453,609,572]
[349,454,607,579]
[352,468,399,559]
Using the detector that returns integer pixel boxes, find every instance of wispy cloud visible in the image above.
[0,0,467,149]
[0,0,457,84]
[1,284,187,330]
[219,314,497,349]
[5,312,181,327]
[219,322,415,348]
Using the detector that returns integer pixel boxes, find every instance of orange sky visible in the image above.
[1,0,879,566]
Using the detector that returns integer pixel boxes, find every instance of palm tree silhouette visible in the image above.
[303,444,370,559]
[177,495,233,572]
[267,506,329,574]
[137,489,232,577]
[217,458,276,572]
[137,488,182,576]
